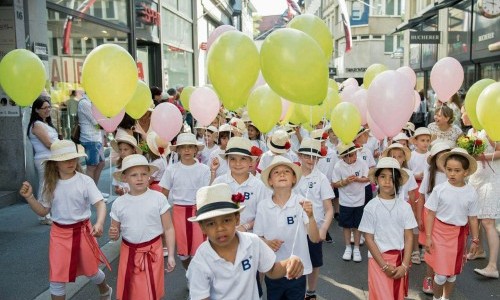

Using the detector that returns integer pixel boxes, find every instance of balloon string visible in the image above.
[290,180,309,257]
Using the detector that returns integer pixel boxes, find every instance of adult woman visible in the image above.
[27,97,59,225]
[427,104,463,147]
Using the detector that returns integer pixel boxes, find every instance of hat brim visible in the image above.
[43,152,87,164]
[266,139,288,154]
[338,147,359,157]
[296,150,323,158]
[436,151,477,175]
[409,133,431,145]
[188,205,245,222]
[113,164,159,182]
[368,167,409,186]
[354,128,370,140]
[382,146,411,162]
[170,142,204,152]
[219,152,258,161]
[260,160,302,189]
[111,139,143,155]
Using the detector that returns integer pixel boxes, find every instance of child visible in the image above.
[257,129,299,172]
[109,154,176,300]
[409,127,432,182]
[159,132,210,270]
[424,148,480,300]
[111,134,142,195]
[417,142,451,294]
[247,122,268,152]
[325,126,341,220]
[194,124,205,143]
[213,137,269,232]
[353,127,376,208]
[310,129,337,181]
[19,140,112,300]
[209,124,233,178]
[254,156,320,300]
[199,125,219,165]
[359,157,417,300]
[332,143,369,262]
[294,138,334,300]
[146,131,169,192]
[186,183,304,299]
[288,123,310,152]
[392,132,410,148]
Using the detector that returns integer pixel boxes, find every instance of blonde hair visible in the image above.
[388,148,408,169]
[42,160,82,202]
[435,104,455,125]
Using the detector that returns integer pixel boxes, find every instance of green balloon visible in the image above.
[126,80,152,119]
[0,49,46,106]
[247,85,282,133]
[465,79,495,130]
[180,86,195,112]
[288,14,334,60]
[363,63,388,88]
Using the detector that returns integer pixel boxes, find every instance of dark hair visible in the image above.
[247,123,261,140]
[27,97,55,136]
[435,104,454,125]
[218,131,230,144]
[166,88,177,96]
[445,154,470,170]
[70,90,76,97]
[118,113,136,129]
[375,168,402,196]
[450,93,462,109]
[427,150,449,194]
[150,86,162,98]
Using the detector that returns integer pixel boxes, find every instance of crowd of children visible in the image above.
[20,104,497,300]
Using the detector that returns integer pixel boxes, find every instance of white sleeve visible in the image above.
[158,193,171,215]
[109,199,121,222]
[320,175,334,200]
[358,205,375,234]
[419,168,429,195]
[159,165,173,189]
[186,258,211,300]
[257,236,277,273]
[85,175,104,205]
[200,164,211,186]
[407,172,418,191]
[467,188,479,217]
[331,164,341,182]
[403,203,418,229]
[424,186,440,212]
[253,205,265,236]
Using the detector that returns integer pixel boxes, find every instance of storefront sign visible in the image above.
[50,56,84,84]
[472,5,499,60]
[136,1,160,26]
[33,42,48,61]
[410,31,441,44]
[345,67,367,72]
[350,0,369,26]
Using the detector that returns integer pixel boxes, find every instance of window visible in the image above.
[162,8,193,50]
[163,45,194,88]
[384,36,394,52]
[47,0,125,24]
[370,0,402,16]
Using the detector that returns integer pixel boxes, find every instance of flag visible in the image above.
[338,0,353,52]
[286,0,302,15]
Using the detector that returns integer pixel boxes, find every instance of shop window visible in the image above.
[163,45,194,89]
[162,8,193,50]
[384,35,394,52]
[47,0,125,25]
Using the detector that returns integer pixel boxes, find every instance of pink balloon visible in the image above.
[280,99,291,120]
[351,89,368,125]
[430,57,464,103]
[189,87,221,126]
[367,111,386,140]
[397,66,416,89]
[367,70,414,137]
[413,91,421,112]
[343,77,359,88]
[151,102,183,142]
[206,25,237,51]
[91,105,124,133]
[341,84,359,102]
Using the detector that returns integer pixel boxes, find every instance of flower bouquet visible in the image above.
[456,136,486,156]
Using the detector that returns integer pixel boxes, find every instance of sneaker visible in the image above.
[422,276,433,294]
[411,250,421,265]
[305,294,317,300]
[325,231,333,243]
[353,248,362,262]
[342,247,352,261]
[100,285,112,300]
[163,247,169,257]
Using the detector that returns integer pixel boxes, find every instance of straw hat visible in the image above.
[188,183,245,222]
[410,127,432,144]
[43,140,87,163]
[404,122,416,134]
[111,134,142,155]
[297,138,324,158]
[219,137,258,160]
[392,132,409,143]
[113,154,159,181]
[260,156,302,188]
[427,141,452,164]
[218,124,234,134]
[282,124,296,135]
[381,143,411,162]
[437,147,477,175]
[354,126,370,140]
[170,133,205,152]
[368,157,409,185]
[146,131,170,157]
[337,142,359,157]
[267,130,292,154]
[206,125,218,133]
[229,117,247,134]
[310,129,328,141]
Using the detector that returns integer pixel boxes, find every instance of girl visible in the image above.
[425,148,480,300]
[159,132,210,271]
[209,124,233,178]
[111,134,142,196]
[19,140,111,300]
[294,138,334,300]
[417,142,451,294]
[247,122,268,152]
[199,125,219,165]
[381,143,419,264]
[427,104,463,147]
[109,154,176,300]
[359,157,416,300]
[254,156,319,300]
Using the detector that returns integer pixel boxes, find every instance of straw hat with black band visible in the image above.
[188,183,245,222]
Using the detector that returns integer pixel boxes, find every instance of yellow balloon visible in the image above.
[261,28,328,106]
[322,88,341,119]
[330,102,362,144]
[0,49,46,106]
[301,104,325,126]
[288,14,333,60]
[126,80,152,119]
[247,85,282,133]
[286,103,309,125]
[207,31,260,110]
[477,82,500,141]
[363,63,388,88]
[328,79,339,93]
[180,86,195,112]
[82,44,138,117]
[465,79,495,130]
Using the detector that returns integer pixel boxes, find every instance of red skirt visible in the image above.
[49,219,111,282]
[172,204,205,256]
[117,235,164,300]
[424,218,468,276]
[368,250,409,300]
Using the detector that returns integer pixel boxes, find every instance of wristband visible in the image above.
[381,263,389,271]
[401,262,408,271]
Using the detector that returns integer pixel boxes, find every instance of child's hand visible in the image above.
[91,222,104,237]
[300,200,314,219]
[108,226,120,241]
[346,175,357,183]
[211,157,220,171]
[285,255,304,280]
[19,182,33,199]
[166,256,176,273]
[468,243,478,258]
[266,239,284,252]
[391,265,406,279]
[425,236,433,254]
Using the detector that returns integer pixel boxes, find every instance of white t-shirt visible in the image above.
[187,232,275,300]
[200,144,220,165]
[365,135,380,157]
[40,172,102,224]
[294,169,334,227]
[316,149,337,181]
[253,193,313,275]
[359,196,417,257]
[358,147,376,168]
[418,168,447,202]
[408,151,430,177]
[290,127,309,152]
[159,161,210,205]
[425,181,479,226]
[331,159,368,207]
[150,157,167,182]
[249,138,267,152]
[213,173,271,226]
[257,150,299,173]
[209,148,228,178]
[399,168,418,202]
[110,189,170,243]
